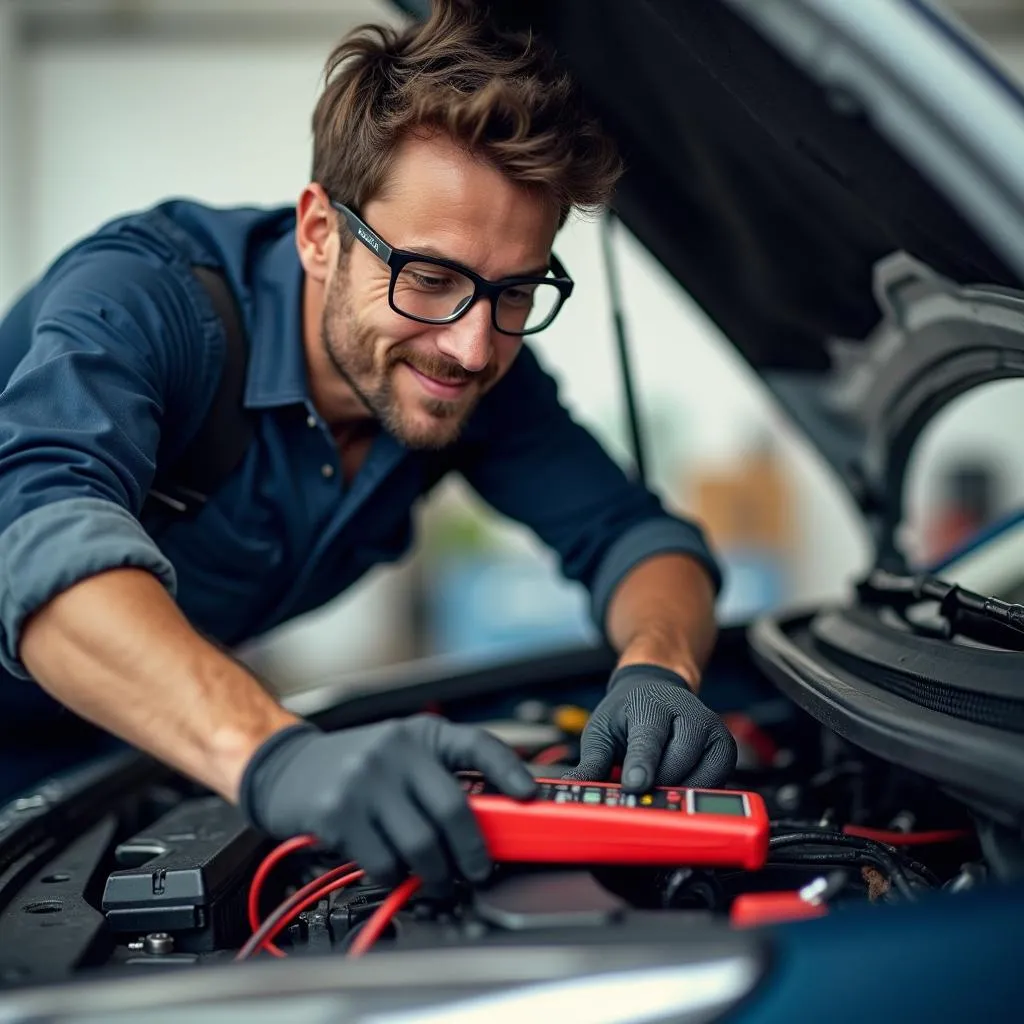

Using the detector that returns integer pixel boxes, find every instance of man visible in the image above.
[0,0,735,892]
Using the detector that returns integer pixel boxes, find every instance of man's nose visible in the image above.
[435,296,493,374]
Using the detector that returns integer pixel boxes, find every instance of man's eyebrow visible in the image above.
[408,245,550,279]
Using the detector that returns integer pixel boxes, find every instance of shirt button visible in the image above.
[321,464,335,479]
[306,414,317,428]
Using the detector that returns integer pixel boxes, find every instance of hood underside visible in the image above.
[531,0,1020,366]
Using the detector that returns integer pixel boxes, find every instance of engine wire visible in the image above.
[247,835,319,958]
[768,831,931,901]
[242,837,428,960]
[770,848,917,901]
[532,744,573,765]
[348,877,423,957]
[773,823,948,883]
[236,868,365,961]
[842,825,971,846]
[243,810,961,959]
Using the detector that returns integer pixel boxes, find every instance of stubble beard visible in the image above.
[319,273,490,450]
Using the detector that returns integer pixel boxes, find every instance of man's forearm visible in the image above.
[19,567,299,801]
[605,553,718,691]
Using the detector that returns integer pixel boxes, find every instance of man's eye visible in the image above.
[501,286,535,307]
[410,271,451,290]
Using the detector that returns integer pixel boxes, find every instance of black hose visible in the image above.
[769,848,918,902]
[770,831,872,850]
[770,828,941,885]
[769,831,925,901]
[899,856,943,889]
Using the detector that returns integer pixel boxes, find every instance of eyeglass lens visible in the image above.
[393,261,561,333]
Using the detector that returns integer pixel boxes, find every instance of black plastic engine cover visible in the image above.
[101,797,264,952]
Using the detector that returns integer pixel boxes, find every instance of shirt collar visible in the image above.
[243,227,310,409]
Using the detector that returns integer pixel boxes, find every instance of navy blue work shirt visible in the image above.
[0,200,720,735]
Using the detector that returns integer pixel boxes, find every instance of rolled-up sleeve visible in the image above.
[0,247,211,677]
[458,345,722,635]
[0,499,178,677]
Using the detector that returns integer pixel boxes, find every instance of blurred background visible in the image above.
[1,0,1023,695]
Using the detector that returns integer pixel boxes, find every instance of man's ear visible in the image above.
[295,184,337,284]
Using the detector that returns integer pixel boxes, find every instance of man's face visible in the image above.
[320,133,560,449]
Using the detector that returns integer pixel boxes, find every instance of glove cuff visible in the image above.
[239,722,319,833]
[608,662,696,695]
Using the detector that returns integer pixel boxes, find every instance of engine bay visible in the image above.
[0,658,997,985]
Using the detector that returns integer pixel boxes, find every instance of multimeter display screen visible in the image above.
[692,792,747,816]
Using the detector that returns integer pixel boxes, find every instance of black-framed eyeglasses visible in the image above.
[330,200,574,336]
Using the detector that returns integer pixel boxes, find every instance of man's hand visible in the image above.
[565,664,737,793]
[240,714,536,892]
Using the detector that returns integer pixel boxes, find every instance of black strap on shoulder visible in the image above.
[144,266,254,522]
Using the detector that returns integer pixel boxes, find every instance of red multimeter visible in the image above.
[461,775,769,870]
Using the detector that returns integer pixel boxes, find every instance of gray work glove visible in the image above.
[240,714,536,891]
[564,664,737,792]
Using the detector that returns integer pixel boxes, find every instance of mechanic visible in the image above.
[0,0,735,892]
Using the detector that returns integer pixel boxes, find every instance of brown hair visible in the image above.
[311,0,622,231]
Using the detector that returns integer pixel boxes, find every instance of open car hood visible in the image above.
[396,0,1024,569]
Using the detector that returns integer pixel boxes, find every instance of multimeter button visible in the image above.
[582,788,603,804]
[554,791,572,803]
[640,795,653,806]
[667,791,682,803]
[623,794,637,808]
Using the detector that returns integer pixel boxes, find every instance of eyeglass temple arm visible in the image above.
[331,200,394,263]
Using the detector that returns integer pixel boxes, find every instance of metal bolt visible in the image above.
[888,811,916,834]
[799,876,830,905]
[12,795,47,813]
[143,932,175,955]
[800,870,847,906]
[946,863,986,894]
[775,784,802,813]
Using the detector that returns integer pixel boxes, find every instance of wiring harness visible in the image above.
[766,824,950,901]
[238,823,963,960]
[237,835,421,961]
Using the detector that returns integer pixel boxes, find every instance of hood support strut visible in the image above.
[601,211,648,485]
